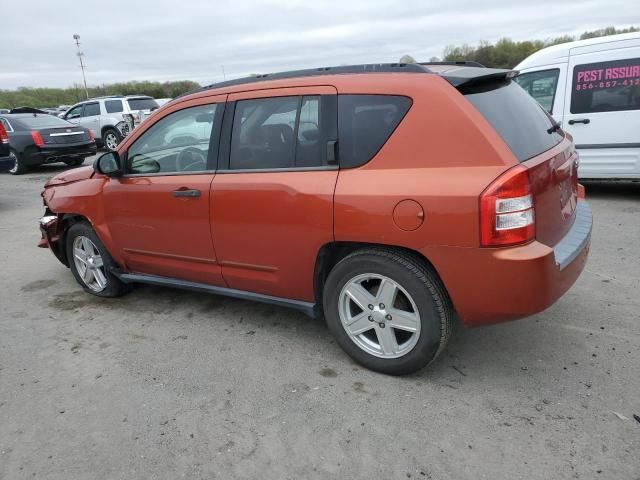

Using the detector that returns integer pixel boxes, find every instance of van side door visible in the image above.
[564,38,640,178]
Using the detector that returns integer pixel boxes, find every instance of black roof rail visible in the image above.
[419,61,486,68]
[188,63,431,95]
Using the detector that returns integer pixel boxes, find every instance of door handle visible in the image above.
[172,188,201,198]
[568,118,590,125]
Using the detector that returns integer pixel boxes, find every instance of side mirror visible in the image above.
[94,151,122,177]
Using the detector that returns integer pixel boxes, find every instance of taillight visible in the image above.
[0,123,8,144]
[87,129,95,140]
[31,131,45,147]
[480,165,535,247]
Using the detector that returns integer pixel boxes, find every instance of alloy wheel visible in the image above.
[8,153,18,174]
[72,235,107,292]
[104,133,118,151]
[338,273,421,358]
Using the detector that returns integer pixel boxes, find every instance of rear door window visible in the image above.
[83,102,101,117]
[105,100,124,113]
[514,69,560,113]
[463,80,564,162]
[570,58,640,114]
[338,95,411,168]
[229,95,330,170]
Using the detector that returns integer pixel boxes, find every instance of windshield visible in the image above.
[14,115,73,129]
[463,80,564,162]
[127,98,159,111]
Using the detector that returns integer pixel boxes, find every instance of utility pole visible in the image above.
[73,34,89,99]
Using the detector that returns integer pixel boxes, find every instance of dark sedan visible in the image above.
[0,114,97,175]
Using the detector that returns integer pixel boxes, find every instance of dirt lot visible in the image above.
[0,159,639,480]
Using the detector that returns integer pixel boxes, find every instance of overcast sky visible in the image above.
[1,0,638,89]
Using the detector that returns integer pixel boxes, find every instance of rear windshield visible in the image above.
[127,98,159,111]
[463,80,563,162]
[13,115,72,129]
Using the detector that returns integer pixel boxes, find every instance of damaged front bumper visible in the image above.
[38,213,67,265]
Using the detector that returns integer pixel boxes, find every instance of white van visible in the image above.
[514,33,640,179]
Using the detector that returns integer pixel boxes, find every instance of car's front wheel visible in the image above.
[323,248,453,375]
[65,222,129,297]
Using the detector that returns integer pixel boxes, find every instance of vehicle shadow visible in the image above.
[582,179,640,199]
[112,283,556,383]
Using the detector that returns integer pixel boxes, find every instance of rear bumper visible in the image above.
[428,200,592,326]
[24,143,97,166]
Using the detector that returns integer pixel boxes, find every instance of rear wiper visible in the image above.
[547,121,562,134]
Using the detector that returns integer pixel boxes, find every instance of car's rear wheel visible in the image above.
[323,248,453,375]
[102,129,121,151]
[64,158,84,167]
[8,149,27,175]
[65,223,129,297]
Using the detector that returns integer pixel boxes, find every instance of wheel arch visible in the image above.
[313,241,449,316]
[100,124,117,138]
[55,213,93,266]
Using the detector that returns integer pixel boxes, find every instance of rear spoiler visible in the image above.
[420,63,519,88]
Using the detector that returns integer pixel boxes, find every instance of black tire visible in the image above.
[323,248,453,375]
[102,128,121,151]
[65,222,130,297]
[64,158,85,167]
[8,149,27,175]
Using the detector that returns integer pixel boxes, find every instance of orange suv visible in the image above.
[39,63,592,374]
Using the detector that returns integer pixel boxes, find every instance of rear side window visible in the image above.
[571,58,640,114]
[105,100,124,113]
[463,81,563,162]
[127,98,159,111]
[514,69,560,113]
[83,103,100,116]
[338,95,411,168]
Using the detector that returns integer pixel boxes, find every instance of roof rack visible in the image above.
[197,63,431,93]
[419,61,486,68]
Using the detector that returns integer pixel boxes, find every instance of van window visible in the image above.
[571,58,640,114]
[463,80,564,162]
[229,95,328,170]
[514,69,559,113]
[338,95,411,168]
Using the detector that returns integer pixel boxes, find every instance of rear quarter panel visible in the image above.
[333,75,517,252]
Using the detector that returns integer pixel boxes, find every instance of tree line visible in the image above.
[0,80,200,109]
[403,26,638,69]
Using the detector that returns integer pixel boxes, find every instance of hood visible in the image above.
[44,166,95,187]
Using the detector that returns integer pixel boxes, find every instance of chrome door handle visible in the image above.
[172,189,201,198]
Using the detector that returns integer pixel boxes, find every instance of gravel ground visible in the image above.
[0,158,639,480]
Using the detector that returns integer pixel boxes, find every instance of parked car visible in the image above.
[63,95,159,151]
[0,120,13,172]
[38,63,591,375]
[514,32,640,179]
[0,113,96,175]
